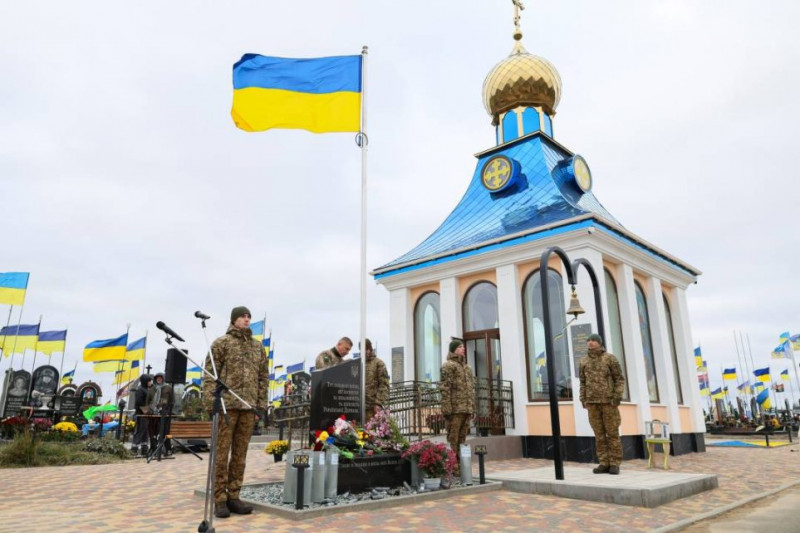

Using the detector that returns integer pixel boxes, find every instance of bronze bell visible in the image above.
[566,287,585,319]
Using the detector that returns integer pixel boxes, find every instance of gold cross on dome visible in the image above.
[512,0,525,38]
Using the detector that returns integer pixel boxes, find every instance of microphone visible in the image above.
[194,311,211,320]
[156,321,185,342]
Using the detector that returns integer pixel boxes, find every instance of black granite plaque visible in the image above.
[570,323,592,369]
[310,358,362,431]
[56,395,82,416]
[391,347,403,384]
[3,370,31,417]
[31,365,59,411]
[338,453,411,493]
[77,382,101,407]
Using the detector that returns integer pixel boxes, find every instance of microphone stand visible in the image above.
[158,328,253,533]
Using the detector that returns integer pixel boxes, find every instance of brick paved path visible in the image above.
[1,440,799,533]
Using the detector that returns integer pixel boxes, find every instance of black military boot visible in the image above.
[227,499,253,515]
[140,444,149,457]
[608,465,620,475]
[214,501,230,519]
[592,464,609,474]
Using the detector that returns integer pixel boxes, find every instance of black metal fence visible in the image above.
[386,378,514,440]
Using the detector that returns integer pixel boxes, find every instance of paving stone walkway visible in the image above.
[1,438,799,533]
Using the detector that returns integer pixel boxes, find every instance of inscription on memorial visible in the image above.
[570,323,592,368]
[391,347,404,384]
[310,358,362,431]
[3,370,31,417]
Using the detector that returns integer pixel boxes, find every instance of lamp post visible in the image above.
[539,247,606,480]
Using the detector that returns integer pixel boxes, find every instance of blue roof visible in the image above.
[375,133,621,274]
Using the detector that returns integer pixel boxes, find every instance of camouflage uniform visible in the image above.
[203,325,268,503]
[365,351,390,416]
[579,346,625,467]
[315,347,344,371]
[440,351,476,454]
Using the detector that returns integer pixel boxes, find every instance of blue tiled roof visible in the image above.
[376,133,620,273]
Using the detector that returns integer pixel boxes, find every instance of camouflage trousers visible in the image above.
[214,409,255,503]
[587,403,622,467]
[446,413,471,454]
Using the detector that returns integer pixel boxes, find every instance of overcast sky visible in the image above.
[1,1,798,400]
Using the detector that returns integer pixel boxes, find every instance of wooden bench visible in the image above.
[168,420,212,439]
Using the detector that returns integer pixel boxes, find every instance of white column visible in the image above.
[646,277,682,432]
[568,247,606,436]
[671,287,705,433]
[389,288,412,382]
[616,264,651,431]
[439,277,461,363]
[496,264,528,435]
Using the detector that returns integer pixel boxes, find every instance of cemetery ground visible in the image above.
[1,435,799,533]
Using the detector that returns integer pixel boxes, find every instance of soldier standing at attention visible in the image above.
[364,338,390,418]
[440,339,476,455]
[579,333,625,475]
[203,306,268,518]
[314,337,353,371]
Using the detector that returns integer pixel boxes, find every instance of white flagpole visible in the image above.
[784,340,800,409]
[358,45,369,425]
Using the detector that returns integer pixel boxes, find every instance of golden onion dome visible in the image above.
[482,40,562,124]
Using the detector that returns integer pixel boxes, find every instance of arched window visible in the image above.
[522,107,540,135]
[522,268,571,400]
[634,281,659,402]
[663,293,683,404]
[543,114,553,136]
[604,269,630,401]
[463,282,498,332]
[502,111,519,143]
[414,292,441,382]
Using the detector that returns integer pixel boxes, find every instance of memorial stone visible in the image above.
[30,365,59,413]
[310,358,362,432]
[3,370,31,417]
[56,385,81,416]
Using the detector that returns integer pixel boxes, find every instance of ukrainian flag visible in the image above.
[781,369,790,381]
[779,331,791,344]
[125,336,146,361]
[772,343,787,359]
[0,272,29,306]
[0,324,40,355]
[753,367,771,383]
[723,367,737,380]
[61,369,75,385]
[694,346,702,368]
[756,388,771,409]
[231,54,362,133]
[711,387,725,399]
[187,366,202,380]
[791,334,800,351]
[83,333,128,362]
[38,330,67,356]
[114,360,140,385]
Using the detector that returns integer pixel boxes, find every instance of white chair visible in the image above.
[644,420,671,470]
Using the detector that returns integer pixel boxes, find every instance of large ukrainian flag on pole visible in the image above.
[0,272,30,306]
[231,54,362,133]
[83,333,128,362]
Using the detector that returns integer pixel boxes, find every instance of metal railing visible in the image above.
[386,378,514,440]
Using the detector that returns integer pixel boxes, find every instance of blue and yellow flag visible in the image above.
[83,333,128,362]
[232,54,362,133]
[61,368,75,385]
[0,323,40,355]
[781,369,790,381]
[250,320,265,342]
[779,331,791,344]
[187,366,202,380]
[287,362,304,375]
[753,367,771,383]
[697,360,708,373]
[0,272,29,306]
[694,347,703,369]
[723,367,737,380]
[737,380,752,394]
[114,360,140,385]
[38,330,67,356]
[756,388,771,409]
[125,336,146,361]
[772,342,787,359]
[711,387,725,399]
[791,334,800,351]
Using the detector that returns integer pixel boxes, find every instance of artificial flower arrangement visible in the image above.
[314,415,371,459]
[401,439,457,479]
[264,440,289,456]
[365,407,409,452]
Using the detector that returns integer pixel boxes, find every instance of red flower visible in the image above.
[315,429,322,438]
[339,414,346,420]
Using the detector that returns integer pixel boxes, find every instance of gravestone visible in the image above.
[310,358,362,432]
[76,382,101,410]
[3,370,32,417]
[56,384,81,416]
[31,365,59,414]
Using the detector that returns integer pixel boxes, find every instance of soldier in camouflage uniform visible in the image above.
[440,339,476,455]
[203,306,268,518]
[579,333,625,475]
[364,339,389,419]
[314,337,353,371]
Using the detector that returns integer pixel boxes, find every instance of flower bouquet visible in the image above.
[402,439,457,480]
[265,440,289,461]
[365,407,408,452]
